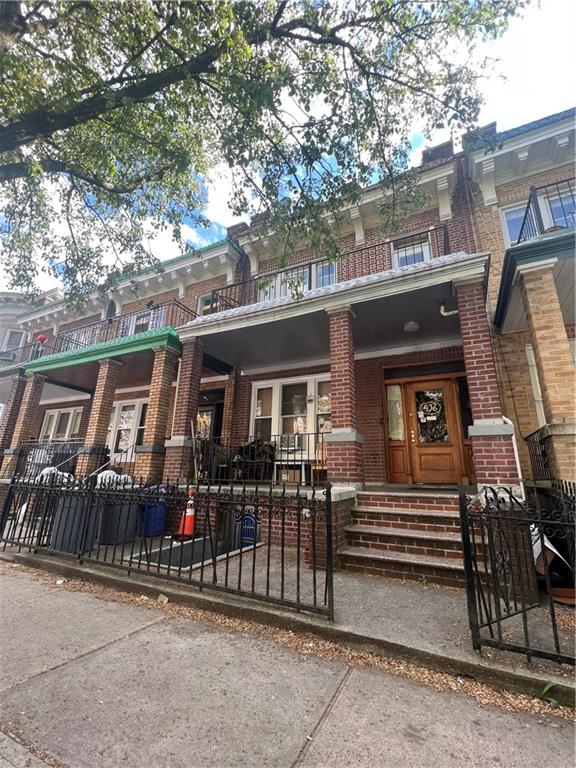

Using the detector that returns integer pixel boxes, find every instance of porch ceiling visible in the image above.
[198,280,461,371]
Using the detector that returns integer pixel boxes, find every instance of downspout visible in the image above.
[440,302,459,317]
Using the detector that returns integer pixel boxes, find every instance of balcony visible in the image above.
[54,299,196,353]
[207,224,450,314]
[517,178,575,244]
[0,340,57,371]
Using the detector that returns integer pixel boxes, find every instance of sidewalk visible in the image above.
[5,549,574,704]
[0,564,573,768]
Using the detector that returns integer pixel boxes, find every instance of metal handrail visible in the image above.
[517,178,575,244]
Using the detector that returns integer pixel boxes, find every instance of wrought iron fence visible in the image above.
[517,178,575,244]
[54,299,197,351]
[525,429,552,482]
[459,485,575,666]
[0,341,55,371]
[13,439,89,479]
[195,433,327,485]
[0,476,334,618]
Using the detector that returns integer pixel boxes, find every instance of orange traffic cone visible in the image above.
[177,496,195,538]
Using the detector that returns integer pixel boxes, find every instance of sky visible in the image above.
[2,0,575,292]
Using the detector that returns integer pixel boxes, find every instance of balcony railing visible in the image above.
[207,224,450,314]
[55,299,196,352]
[0,341,57,371]
[196,432,327,486]
[517,178,575,244]
[525,428,552,482]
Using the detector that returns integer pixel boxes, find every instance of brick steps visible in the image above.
[340,489,465,587]
[344,524,462,558]
[338,546,466,588]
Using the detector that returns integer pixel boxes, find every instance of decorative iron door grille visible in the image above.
[459,485,575,666]
[0,477,334,619]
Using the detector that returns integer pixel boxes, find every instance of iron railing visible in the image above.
[206,225,450,314]
[525,429,552,482]
[0,476,334,618]
[195,433,328,485]
[517,178,575,244]
[459,485,575,666]
[55,299,197,351]
[0,341,55,370]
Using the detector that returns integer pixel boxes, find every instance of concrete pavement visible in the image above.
[0,566,573,768]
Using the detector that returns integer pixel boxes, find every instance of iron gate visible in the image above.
[459,485,575,666]
[0,476,334,619]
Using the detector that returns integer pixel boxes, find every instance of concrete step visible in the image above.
[344,524,462,559]
[352,506,461,534]
[338,545,466,588]
[357,490,460,512]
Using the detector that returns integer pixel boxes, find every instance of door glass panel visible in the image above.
[281,382,307,449]
[415,389,448,443]
[196,408,213,439]
[70,409,82,438]
[316,381,332,434]
[386,385,404,441]
[40,413,56,441]
[114,404,136,452]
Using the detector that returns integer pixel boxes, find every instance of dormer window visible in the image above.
[392,233,431,268]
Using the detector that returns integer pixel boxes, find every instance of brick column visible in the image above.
[221,368,240,444]
[518,261,576,480]
[75,359,121,477]
[324,307,364,487]
[0,374,27,451]
[456,280,521,490]
[134,346,178,481]
[0,373,46,478]
[163,339,203,481]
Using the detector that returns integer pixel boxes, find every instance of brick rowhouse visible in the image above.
[75,359,122,476]
[135,346,178,480]
[163,338,203,481]
[518,262,576,480]
[324,307,364,486]
[0,373,45,478]
[456,280,521,488]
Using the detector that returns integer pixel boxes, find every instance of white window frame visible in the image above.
[2,329,26,352]
[117,306,167,337]
[500,203,528,248]
[257,261,337,303]
[542,192,576,230]
[107,399,148,458]
[391,233,431,269]
[197,293,218,316]
[249,374,331,443]
[40,407,84,442]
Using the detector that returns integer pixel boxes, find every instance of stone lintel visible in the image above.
[323,428,365,444]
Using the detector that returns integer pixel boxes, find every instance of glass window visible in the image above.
[70,409,83,438]
[315,262,336,289]
[394,234,430,268]
[136,403,148,445]
[40,413,56,442]
[386,385,404,441]
[549,194,576,229]
[198,294,218,315]
[316,381,332,434]
[3,330,25,351]
[503,206,526,246]
[254,387,272,440]
[39,407,83,442]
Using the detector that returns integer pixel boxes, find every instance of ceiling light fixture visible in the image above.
[403,320,420,333]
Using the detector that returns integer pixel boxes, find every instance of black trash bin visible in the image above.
[50,493,98,554]
[93,497,139,546]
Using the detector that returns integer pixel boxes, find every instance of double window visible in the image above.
[257,261,337,303]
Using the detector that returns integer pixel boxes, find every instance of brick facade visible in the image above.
[0,373,46,477]
[0,375,26,451]
[76,359,121,476]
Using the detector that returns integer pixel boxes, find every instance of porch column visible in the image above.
[518,261,576,480]
[75,359,122,477]
[221,368,240,444]
[455,280,521,490]
[0,374,27,451]
[163,338,203,481]
[134,346,178,481]
[324,307,364,487]
[0,373,46,478]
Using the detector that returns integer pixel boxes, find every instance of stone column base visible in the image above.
[134,445,166,482]
[325,432,364,487]
[163,439,194,482]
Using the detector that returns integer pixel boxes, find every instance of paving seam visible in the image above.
[0,616,166,696]
[290,667,353,768]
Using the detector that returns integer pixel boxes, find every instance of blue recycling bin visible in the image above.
[139,501,167,537]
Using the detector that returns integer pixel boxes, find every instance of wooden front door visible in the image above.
[404,380,463,485]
